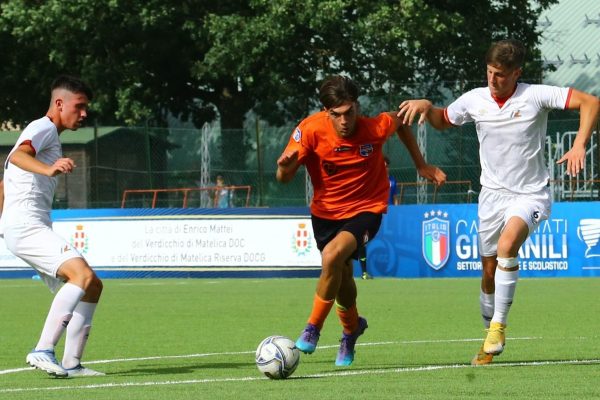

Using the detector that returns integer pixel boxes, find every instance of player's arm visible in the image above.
[276,149,300,183]
[556,89,600,175]
[387,113,447,186]
[9,143,75,176]
[397,99,453,130]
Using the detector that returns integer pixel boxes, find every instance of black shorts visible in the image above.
[311,212,382,260]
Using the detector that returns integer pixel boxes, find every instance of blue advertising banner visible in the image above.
[363,202,600,278]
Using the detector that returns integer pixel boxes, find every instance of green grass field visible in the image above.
[1,277,599,399]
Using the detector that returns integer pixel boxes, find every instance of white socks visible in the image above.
[492,268,519,325]
[35,283,84,351]
[62,301,98,369]
[479,290,495,329]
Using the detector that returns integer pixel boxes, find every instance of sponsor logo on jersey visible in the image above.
[334,145,352,152]
[293,127,301,142]
[422,210,450,270]
[359,144,373,157]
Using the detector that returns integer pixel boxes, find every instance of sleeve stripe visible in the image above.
[443,108,452,125]
[564,88,573,110]
[19,139,37,155]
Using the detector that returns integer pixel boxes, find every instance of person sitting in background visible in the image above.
[213,175,231,208]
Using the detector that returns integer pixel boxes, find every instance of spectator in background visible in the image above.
[213,175,231,208]
[358,155,398,279]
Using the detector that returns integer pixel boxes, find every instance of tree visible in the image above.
[0,0,558,171]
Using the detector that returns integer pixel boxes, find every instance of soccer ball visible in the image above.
[255,335,300,379]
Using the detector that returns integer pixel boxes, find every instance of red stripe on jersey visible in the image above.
[564,88,573,109]
[19,140,36,155]
[443,108,453,126]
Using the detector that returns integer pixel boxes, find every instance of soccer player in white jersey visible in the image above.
[397,39,600,365]
[0,76,105,377]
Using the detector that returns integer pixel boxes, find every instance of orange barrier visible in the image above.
[121,186,252,208]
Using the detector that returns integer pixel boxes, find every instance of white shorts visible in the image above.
[478,187,551,257]
[3,223,83,293]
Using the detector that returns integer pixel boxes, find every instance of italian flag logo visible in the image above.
[422,211,450,270]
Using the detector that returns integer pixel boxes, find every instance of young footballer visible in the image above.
[398,39,600,365]
[1,75,104,377]
[277,75,446,366]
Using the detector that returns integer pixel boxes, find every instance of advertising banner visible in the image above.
[366,202,600,278]
[0,208,321,278]
[1,203,599,279]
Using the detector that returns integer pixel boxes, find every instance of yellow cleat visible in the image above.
[471,344,494,366]
[483,322,506,355]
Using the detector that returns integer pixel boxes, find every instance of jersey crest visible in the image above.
[359,144,373,157]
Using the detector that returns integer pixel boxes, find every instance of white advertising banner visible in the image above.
[39,218,320,268]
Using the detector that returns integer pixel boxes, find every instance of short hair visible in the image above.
[384,156,390,166]
[485,39,526,70]
[318,75,359,109]
[51,75,93,100]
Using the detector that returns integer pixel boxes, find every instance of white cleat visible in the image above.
[26,350,68,377]
[66,364,106,377]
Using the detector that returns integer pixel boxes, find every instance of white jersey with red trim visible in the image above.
[1,116,62,227]
[445,83,570,193]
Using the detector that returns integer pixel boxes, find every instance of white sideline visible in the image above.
[0,336,541,376]
[2,359,600,394]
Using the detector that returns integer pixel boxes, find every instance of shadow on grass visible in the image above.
[116,361,254,377]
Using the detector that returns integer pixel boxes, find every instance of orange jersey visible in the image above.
[283,111,396,219]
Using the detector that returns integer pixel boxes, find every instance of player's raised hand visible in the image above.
[49,157,76,176]
[556,145,586,176]
[397,99,433,125]
[417,164,447,187]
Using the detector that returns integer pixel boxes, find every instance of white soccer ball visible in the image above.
[255,335,300,379]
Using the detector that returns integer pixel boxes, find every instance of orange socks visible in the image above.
[336,302,359,335]
[307,294,334,330]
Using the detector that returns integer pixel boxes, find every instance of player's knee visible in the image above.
[497,256,519,269]
[497,235,524,257]
[321,246,343,269]
[482,267,495,283]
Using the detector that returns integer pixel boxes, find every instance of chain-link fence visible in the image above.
[48,118,596,209]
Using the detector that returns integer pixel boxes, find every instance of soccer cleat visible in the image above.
[295,323,320,354]
[483,322,506,355]
[335,316,368,366]
[26,349,68,377]
[471,344,494,366]
[65,364,106,377]
[361,272,373,280]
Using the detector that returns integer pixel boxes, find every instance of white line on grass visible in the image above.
[1,358,600,394]
[0,336,542,376]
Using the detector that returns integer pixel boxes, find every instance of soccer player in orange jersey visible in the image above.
[276,75,446,366]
